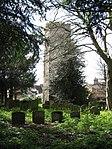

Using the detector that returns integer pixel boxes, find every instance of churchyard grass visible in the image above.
[0,107,112,149]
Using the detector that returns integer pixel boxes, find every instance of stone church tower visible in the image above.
[43,22,71,103]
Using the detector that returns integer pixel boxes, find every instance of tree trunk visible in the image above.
[106,66,112,110]
[9,86,13,100]
[88,27,112,110]
[1,88,4,103]
[4,88,7,106]
[1,88,6,105]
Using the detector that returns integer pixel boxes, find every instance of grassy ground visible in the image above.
[0,107,112,149]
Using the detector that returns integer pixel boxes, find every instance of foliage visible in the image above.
[0,0,45,102]
[46,0,112,110]
[50,0,112,30]
[0,107,112,149]
[0,0,44,62]
[50,42,88,105]
[56,110,112,134]
[19,97,34,102]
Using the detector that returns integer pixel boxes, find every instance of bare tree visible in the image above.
[97,57,106,84]
[45,0,112,110]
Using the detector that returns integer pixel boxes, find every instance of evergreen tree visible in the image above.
[0,0,45,103]
[50,45,88,105]
[46,0,112,110]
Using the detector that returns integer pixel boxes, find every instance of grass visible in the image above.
[0,107,112,149]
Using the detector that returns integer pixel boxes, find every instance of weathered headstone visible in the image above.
[68,103,74,110]
[20,101,31,110]
[70,111,80,118]
[43,101,50,109]
[49,100,55,108]
[90,106,100,115]
[7,99,20,109]
[54,102,62,110]
[51,111,63,123]
[71,105,80,112]
[62,101,69,110]
[54,103,60,110]
[50,103,54,109]
[32,110,45,124]
[12,112,25,125]
[31,100,38,111]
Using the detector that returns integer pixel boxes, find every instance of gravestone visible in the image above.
[32,110,45,124]
[51,111,63,123]
[20,101,31,110]
[43,101,50,109]
[62,101,69,110]
[31,100,38,111]
[69,104,80,118]
[90,106,100,115]
[53,102,62,110]
[51,103,58,110]
[12,112,25,125]
[59,103,63,110]
[71,105,80,112]
[7,99,20,109]
[49,100,55,108]
[70,111,80,118]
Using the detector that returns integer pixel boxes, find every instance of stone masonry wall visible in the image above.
[43,22,71,102]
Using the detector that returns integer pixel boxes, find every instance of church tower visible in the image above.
[43,22,71,103]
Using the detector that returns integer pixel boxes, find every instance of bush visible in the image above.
[0,107,112,149]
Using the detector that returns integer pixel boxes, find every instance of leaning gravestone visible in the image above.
[32,110,45,124]
[12,112,25,125]
[90,106,100,115]
[51,111,63,123]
